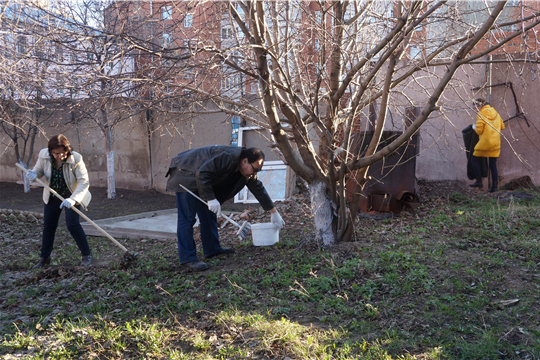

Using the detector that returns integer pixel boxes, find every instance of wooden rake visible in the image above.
[16,163,138,265]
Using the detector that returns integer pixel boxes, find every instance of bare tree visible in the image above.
[1,0,158,198]
[0,1,63,192]
[175,1,540,244]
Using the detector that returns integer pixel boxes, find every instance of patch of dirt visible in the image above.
[0,181,276,221]
[417,179,470,200]
[0,181,178,220]
[501,175,536,190]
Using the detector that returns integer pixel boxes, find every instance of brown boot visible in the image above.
[32,256,50,269]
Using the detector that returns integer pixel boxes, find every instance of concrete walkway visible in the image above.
[81,209,178,241]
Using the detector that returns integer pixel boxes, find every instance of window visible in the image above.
[222,75,239,90]
[16,36,26,54]
[164,79,174,93]
[183,68,195,80]
[507,0,520,6]
[184,13,193,27]
[163,58,174,67]
[34,42,44,58]
[410,46,421,59]
[55,44,63,62]
[163,33,172,47]
[161,6,172,20]
[314,38,320,51]
[248,81,259,94]
[231,115,240,146]
[222,76,232,89]
[69,79,79,96]
[314,11,322,23]
[221,27,232,40]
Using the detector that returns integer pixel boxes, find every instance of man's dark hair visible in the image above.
[240,147,265,163]
[48,134,73,156]
[473,98,488,107]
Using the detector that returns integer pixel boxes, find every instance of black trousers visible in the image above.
[41,196,91,258]
[472,156,498,183]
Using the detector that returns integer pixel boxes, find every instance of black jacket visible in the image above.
[165,145,274,211]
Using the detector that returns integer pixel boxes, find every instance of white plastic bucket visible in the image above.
[251,222,279,246]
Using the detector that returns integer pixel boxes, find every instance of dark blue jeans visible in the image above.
[41,196,91,258]
[472,156,498,183]
[176,191,223,264]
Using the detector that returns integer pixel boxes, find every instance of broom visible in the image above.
[16,163,138,265]
[178,183,251,240]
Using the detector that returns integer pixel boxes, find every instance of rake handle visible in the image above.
[177,183,243,229]
[16,163,129,254]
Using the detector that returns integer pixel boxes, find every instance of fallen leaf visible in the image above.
[493,299,519,309]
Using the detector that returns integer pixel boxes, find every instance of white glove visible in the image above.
[207,199,221,215]
[26,171,37,181]
[270,211,285,230]
[60,198,76,209]
[472,124,477,130]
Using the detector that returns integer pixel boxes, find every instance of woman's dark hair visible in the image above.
[240,147,265,163]
[473,98,488,107]
[48,134,73,157]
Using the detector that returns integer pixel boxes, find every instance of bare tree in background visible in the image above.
[1,0,183,198]
[65,0,222,197]
[0,2,62,192]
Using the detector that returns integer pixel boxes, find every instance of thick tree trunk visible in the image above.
[309,181,335,246]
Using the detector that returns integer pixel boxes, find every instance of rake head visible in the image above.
[120,251,139,269]
[236,221,251,240]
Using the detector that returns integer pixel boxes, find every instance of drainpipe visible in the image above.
[487,54,492,103]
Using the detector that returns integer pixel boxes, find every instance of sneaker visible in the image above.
[183,260,209,271]
[32,256,50,269]
[205,247,235,259]
[81,255,93,266]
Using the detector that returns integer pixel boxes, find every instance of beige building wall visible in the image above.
[1,62,539,192]
[491,58,540,185]
[0,101,235,193]
[399,60,540,186]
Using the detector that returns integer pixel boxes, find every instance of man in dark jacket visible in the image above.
[166,145,285,271]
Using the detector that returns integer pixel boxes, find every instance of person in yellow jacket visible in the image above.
[469,98,505,192]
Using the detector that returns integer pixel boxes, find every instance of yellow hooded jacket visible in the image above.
[473,105,505,158]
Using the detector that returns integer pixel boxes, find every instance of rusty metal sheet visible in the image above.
[346,130,420,214]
